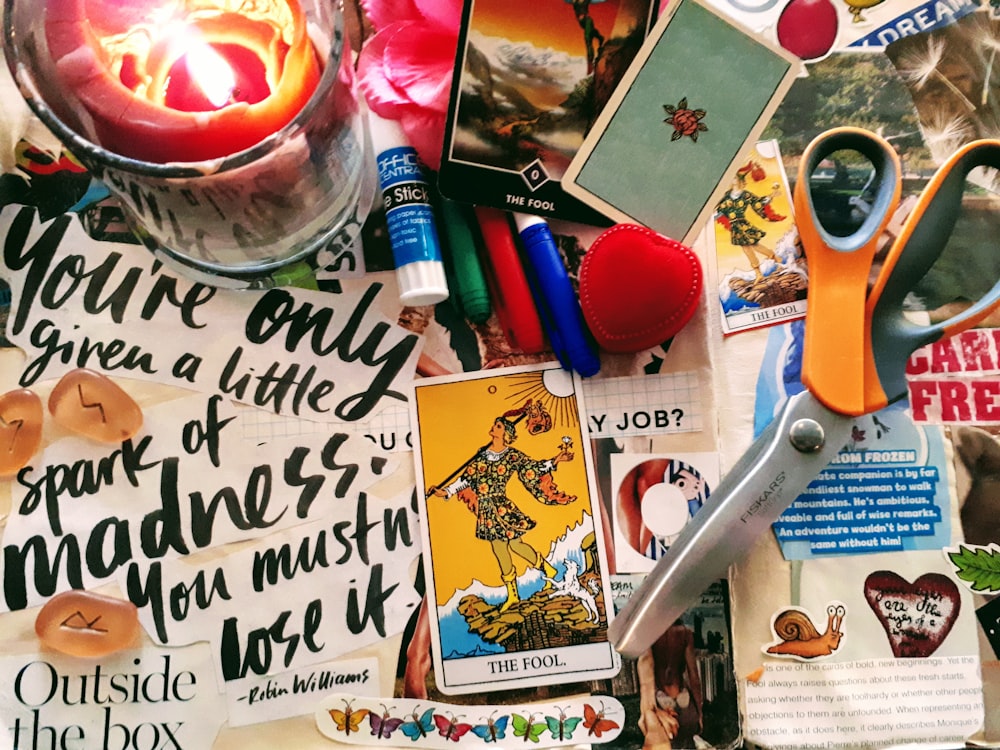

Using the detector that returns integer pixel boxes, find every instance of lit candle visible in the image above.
[44,0,321,163]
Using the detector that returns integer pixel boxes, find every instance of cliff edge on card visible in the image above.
[457,578,609,652]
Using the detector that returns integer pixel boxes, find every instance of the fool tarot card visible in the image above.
[411,363,620,694]
[712,139,807,335]
[437,0,657,224]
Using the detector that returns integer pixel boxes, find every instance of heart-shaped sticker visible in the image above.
[579,224,702,353]
[863,570,961,658]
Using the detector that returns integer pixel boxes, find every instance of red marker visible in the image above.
[473,206,546,354]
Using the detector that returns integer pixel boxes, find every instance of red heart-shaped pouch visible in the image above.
[579,224,703,353]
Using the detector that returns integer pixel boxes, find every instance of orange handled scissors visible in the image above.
[609,127,1000,658]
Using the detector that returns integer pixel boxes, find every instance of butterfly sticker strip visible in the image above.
[544,707,583,742]
[370,705,405,740]
[401,707,437,741]
[434,713,473,743]
[471,713,508,743]
[316,694,624,748]
[328,698,370,737]
[511,713,546,743]
[583,702,621,738]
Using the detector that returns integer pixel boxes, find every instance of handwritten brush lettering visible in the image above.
[291,667,369,695]
[2,395,388,614]
[5,207,215,332]
[127,516,415,673]
[125,563,232,644]
[21,319,159,387]
[3,396,417,689]
[124,493,418,660]
[3,435,369,610]
[181,394,234,468]
[0,205,420,423]
[345,564,398,637]
[281,433,388,519]
[252,494,413,587]
[17,434,157,536]
[220,599,325,681]
[0,206,426,686]
[241,287,418,421]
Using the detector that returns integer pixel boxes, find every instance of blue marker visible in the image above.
[512,212,600,377]
[369,113,449,306]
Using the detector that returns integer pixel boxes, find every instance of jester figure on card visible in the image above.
[429,401,576,611]
[714,159,787,280]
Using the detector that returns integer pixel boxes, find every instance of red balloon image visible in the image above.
[776,0,839,61]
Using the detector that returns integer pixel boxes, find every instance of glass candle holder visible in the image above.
[3,0,375,288]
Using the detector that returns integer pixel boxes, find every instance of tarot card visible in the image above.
[411,363,620,694]
[610,451,720,573]
[712,140,807,335]
[437,0,658,224]
[563,0,801,244]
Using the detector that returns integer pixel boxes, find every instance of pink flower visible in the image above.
[357,0,463,171]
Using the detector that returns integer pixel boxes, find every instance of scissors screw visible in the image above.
[788,418,825,453]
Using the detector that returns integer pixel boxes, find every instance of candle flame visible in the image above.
[185,42,237,108]
[156,0,295,43]
[98,0,294,103]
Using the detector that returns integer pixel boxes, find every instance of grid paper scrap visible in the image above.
[235,372,703,448]
[239,403,413,453]
[583,372,703,439]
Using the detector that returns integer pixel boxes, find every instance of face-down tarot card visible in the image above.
[563,0,801,244]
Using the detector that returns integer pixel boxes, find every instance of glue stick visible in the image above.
[369,113,449,306]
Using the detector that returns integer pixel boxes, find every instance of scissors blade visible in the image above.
[608,389,853,659]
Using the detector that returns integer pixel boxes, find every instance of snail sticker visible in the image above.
[763,602,846,660]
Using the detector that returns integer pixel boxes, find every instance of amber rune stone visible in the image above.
[48,368,143,443]
[0,388,43,477]
[35,589,141,658]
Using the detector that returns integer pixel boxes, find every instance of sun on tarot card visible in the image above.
[411,363,620,695]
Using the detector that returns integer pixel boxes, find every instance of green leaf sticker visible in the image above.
[947,544,1000,592]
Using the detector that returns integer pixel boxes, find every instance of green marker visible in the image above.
[439,198,491,324]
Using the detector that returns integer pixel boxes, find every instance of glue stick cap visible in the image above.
[397,261,449,306]
[369,111,449,307]
[368,110,406,155]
